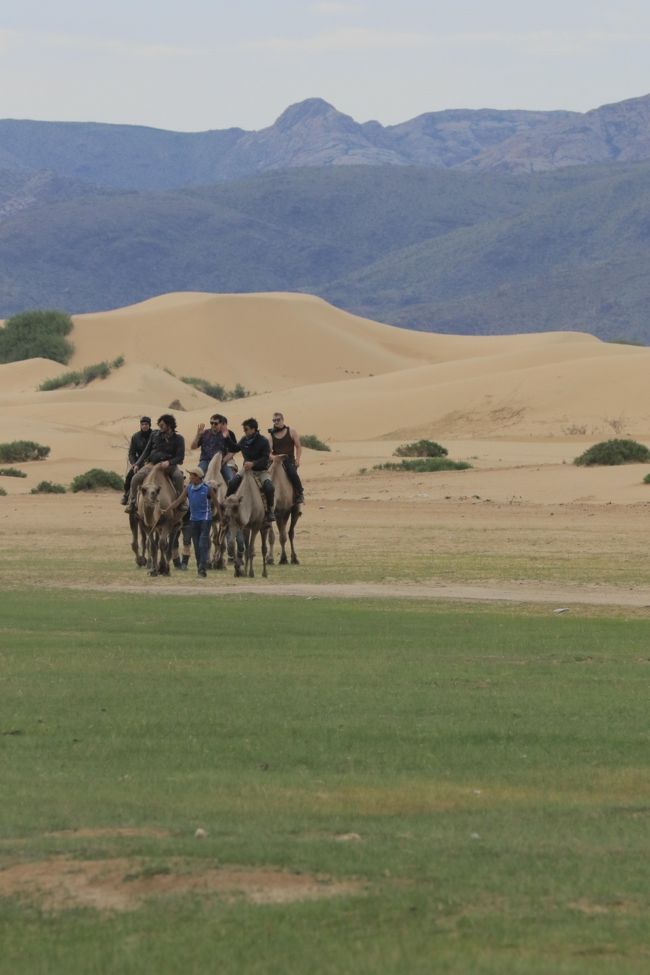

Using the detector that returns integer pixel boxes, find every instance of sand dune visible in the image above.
[2,292,650,503]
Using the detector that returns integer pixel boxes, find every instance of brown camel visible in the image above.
[204,451,228,569]
[267,456,302,565]
[136,464,183,576]
[221,471,269,578]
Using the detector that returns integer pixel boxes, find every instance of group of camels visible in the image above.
[129,452,301,578]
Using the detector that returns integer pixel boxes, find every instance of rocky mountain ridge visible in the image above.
[1,94,649,189]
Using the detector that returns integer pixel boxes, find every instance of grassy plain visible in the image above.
[1,590,649,974]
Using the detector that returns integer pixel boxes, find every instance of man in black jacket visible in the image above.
[226,417,275,522]
[125,414,185,512]
[120,416,152,504]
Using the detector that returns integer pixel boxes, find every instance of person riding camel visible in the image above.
[125,413,185,513]
[268,411,304,504]
[226,417,276,523]
[190,413,236,484]
[120,415,152,505]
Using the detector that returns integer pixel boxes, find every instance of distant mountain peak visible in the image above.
[273,98,344,131]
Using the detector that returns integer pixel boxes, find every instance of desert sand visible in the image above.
[2,292,650,603]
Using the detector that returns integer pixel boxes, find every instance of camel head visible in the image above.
[140,483,161,506]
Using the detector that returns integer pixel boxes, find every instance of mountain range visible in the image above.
[2,93,650,189]
[2,93,650,340]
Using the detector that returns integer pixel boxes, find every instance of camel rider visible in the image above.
[125,413,185,512]
[226,417,275,523]
[120,416,152,505]
[190,413,236,484]
[268,411,305,504]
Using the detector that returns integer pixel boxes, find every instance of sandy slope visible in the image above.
[2,292,650,508]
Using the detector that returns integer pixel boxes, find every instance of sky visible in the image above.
[1,1,650,131]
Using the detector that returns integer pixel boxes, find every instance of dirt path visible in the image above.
[64,580,650,609]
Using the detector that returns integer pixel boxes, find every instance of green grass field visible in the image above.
[1,591,649,974]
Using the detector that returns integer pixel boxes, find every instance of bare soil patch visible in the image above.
[0,857,362,912]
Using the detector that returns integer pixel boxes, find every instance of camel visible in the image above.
[267,456,302,565]
[204,452,228,570]
[135,464,183,576]
[221,471,269,578]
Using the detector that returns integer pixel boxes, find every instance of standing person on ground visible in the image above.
[126,414,185,511]
[268,411,305,504]
[226,418,276,522]
[121,416,152,505]
[168,467,214,578]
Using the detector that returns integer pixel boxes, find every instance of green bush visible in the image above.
[39,359,117,391]
[31,480,66,494]
[574,439,650,466]
[180,376,252,400]
[110,355,125,369]
[71,468,123,492]
[374,458,472,473]
[0,441,50,463]
[301,434,331,452]
[0,486,6,496]
[643,473,650,484]
[0,310,74,364]
[394,439,448,458]
[0,467,27,478]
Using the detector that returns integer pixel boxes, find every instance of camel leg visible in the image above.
[261,526,269,579]
[266,526,275,565]
[247,529,257,578]
[277,513,289,565]
[289,507,301,565]
[148,532,159,576]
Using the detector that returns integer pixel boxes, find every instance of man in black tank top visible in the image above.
[268,412,305,504]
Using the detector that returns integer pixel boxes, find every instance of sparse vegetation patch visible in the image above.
[374,458,471,472]
[0,467,27,478]
[301,434,331,451]
[0,441,50,463]
[31,481,66,494]
[574,439,650,466]
[0,309,74,364]
[70,469,123,492]
[180,376,251,400]
[394,439,448,458]
[39,356,125,391]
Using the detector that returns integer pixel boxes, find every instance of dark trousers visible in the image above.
[123,467,135,495]
[191,519,211,570]
[283,458,304,497]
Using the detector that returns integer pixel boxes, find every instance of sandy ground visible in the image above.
[2,292,650,609]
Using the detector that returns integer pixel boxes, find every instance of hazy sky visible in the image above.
[2,1,650,131]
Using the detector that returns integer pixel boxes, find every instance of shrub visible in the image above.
[39,359,115,391]
[110,355,125,369]
[70,468,123,492]
[0,441,50,463]
[0,467,27,478]
[0,486,6,496]
[180,376,252,400]
[394,439,448,458]
[0,309,74,364]
[574,439,650,466]
[301,434,331,452]
[373,458,472,473]
[31,480,66,494]
[643,473,650,484]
